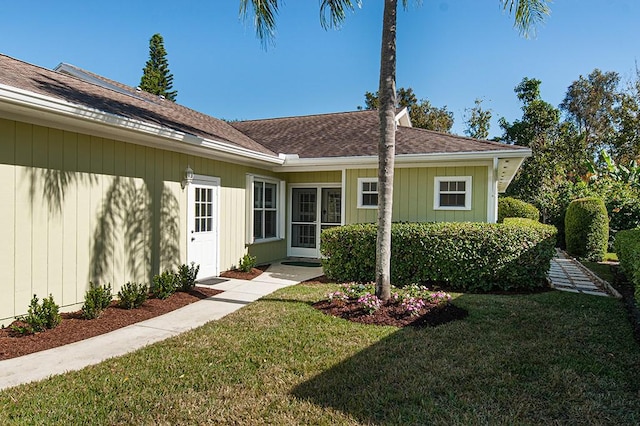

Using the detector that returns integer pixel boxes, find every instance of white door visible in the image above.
[187,176,220,279]
[289,186,342,258]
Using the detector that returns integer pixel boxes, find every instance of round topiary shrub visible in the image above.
[565,197,609,261]
[497,197,540,223]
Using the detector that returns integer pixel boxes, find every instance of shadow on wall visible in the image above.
[30,168,180,287]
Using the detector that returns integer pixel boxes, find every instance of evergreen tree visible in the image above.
[139,33,177,101]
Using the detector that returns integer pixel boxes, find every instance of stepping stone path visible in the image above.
[548,249,621,298]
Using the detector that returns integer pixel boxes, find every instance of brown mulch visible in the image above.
[220,264,270,280]
[305,275,468,327]
[0,287,221,361]
[313,298,468,328]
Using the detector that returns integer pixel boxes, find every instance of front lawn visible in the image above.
[1,283,639,424]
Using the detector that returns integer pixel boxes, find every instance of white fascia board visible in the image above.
[275,149,531,172]
[0,84,283,167]
[395,107,412,127]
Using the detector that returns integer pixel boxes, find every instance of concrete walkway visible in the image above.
[548,249,621,298]
[0,260,323,391]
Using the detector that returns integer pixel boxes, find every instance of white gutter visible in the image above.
[276,149,532,172]
[0,84,284,167]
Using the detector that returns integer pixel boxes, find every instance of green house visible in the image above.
[0,54,530,325]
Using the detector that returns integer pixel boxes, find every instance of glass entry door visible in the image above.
[289,187,341,257]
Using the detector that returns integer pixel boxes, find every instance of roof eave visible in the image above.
[0,84,284,167]
[275,149,531,171]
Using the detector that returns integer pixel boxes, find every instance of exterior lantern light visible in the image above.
[182,166,194,189]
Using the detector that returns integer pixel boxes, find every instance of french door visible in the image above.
[289,186,342,257]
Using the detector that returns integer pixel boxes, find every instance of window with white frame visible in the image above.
[434,176,472,210]
[247,175,284,243]
[357,178,378,208]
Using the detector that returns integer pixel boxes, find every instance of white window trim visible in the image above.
[434,176,472,211]
[357,177,378,209]
[246,174,285,245]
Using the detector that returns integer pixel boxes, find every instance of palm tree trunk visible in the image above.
[375,0,397,301]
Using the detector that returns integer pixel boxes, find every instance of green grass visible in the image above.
[581,252,619,283]
[581,261,616,283]
[1,284,639,425]
[604,252,619,262]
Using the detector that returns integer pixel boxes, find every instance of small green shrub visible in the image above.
[239,253,257,273]
[498,197,540,223]
[321,220,557,292]
[12,294,61,335]
[565,197,609,261]
[177,262,200,292]
[82,283,113,319]
[151,270,178,299]
[614,228,640,303]
[117,282,149,309]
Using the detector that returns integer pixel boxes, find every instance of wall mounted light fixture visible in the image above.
[181,166,194,189]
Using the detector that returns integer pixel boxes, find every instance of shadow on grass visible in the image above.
[290,320,459,424]
[290,291,640,424]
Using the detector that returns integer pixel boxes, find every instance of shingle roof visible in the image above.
[0,54,275,156]
[231,110,527,158]
[0,54,527,163]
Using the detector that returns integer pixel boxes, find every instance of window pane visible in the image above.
[440,193,466,207]
[254,182,263,208]
[264,183,276,208]
[292,224,316,248]
[457,181,465,191]
[264,210,277,238]
[253,210,263,239]
[362,182,370,192]
[362,193,378,206]
[370,182,377,192]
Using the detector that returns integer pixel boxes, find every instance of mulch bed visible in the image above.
[313,298,468,328]
[220,264,270,280]
[306,275,469,328]
[0,287,221,361]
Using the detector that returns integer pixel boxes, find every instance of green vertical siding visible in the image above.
[285,171,342,184]
[345,165,489,224]
[0,117,283,326]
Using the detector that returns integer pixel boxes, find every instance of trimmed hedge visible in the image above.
[614,228,640,303]
[498,197,540,223]
[565,197,609,261]
[320,220,557,292]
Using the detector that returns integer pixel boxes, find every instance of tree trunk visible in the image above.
[375,0,397,301]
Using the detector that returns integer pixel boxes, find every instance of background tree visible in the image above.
[612,66,640,162]
[362,87,454,132]
[464,98,492,139]
[240,0,549,300]
[500,77,581,221]
[560,69,620,159]
[139,33,178,101]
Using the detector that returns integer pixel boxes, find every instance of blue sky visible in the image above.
[3,1,639,138]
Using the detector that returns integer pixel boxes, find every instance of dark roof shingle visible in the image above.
[232,110,527,158]
[0,54,275,156]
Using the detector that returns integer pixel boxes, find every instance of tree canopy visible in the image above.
[361,87,454,133]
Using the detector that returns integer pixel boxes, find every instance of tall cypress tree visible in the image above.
[139,33,177,101]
